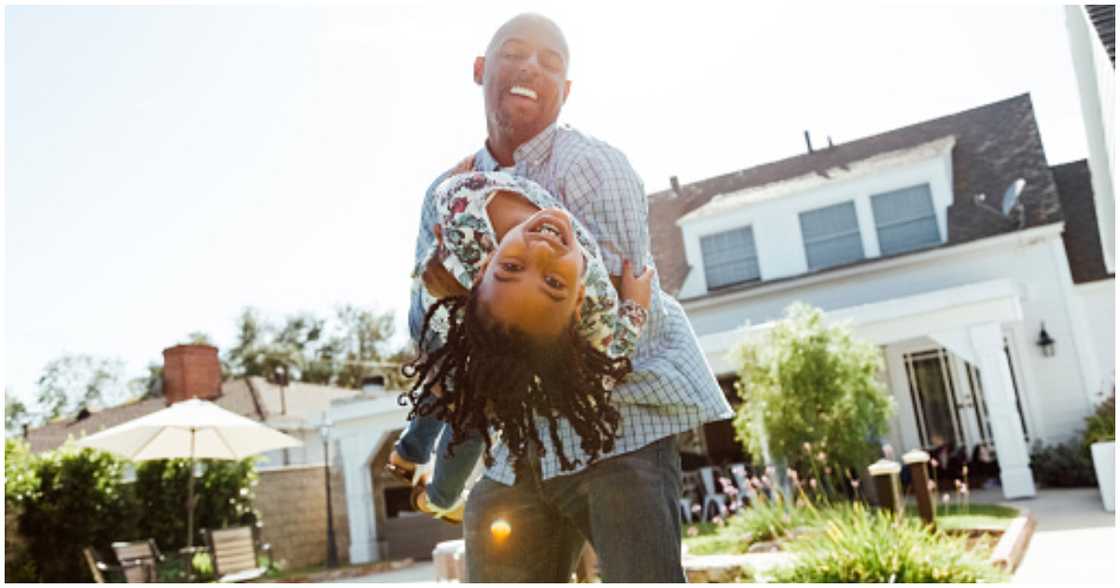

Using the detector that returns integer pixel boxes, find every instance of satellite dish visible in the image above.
[1002,178,1026,216]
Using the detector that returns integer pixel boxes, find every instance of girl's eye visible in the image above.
[500,262,522,272]
[545,275,565,290]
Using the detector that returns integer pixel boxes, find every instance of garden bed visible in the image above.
[682,502,1018,582]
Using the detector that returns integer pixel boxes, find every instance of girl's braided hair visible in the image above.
[400,287,630,471]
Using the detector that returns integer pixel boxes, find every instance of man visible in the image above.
[408,13,733,582]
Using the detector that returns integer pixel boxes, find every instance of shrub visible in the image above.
[1029,440,1097,488]
[4,439,39,581]
[134,457,259,552]
[771,502,1007,583]
[13,440,140,582]
[1083,394,1115,448]
[732,303,893,473]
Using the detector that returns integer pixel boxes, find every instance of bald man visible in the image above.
[406,13,733,582]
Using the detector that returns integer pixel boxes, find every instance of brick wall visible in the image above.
[255,465,351,570]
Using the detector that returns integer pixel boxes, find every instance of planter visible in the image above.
[1091,441,1115,512]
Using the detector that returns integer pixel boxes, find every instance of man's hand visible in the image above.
[422,224,468,299]
[618,259,655,310]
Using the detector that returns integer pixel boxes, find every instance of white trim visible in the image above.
[1074,277,1116,294]
[682,223,1064,310]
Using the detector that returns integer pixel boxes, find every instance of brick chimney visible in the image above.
[162,344,222,405]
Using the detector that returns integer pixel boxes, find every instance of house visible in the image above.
[24,344,369,469]
[649,94,1115,500]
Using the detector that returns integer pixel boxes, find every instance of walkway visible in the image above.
[987,487,1115,584]
[336,561,435,583]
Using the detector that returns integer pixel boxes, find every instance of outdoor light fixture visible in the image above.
[320,416,340,569]
[1036,323,1056,357]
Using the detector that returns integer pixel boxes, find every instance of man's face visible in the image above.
[476,207,585,341]
[475,17,571,146]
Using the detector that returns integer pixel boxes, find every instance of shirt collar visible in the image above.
[477,123,559,171]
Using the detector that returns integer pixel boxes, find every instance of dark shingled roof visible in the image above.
[1053,159,1113,284]
[649,94,1064,296]
[1087,5,1115,66]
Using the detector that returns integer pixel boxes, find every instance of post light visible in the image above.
[867,459,903,517]
[903,450,936,527]
[320,417,340,569]
[1036,323,1056,357]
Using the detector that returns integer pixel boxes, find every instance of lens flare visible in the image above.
[490,518,512,541]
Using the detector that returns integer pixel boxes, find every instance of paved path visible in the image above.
[987,487,1116,585]
[335,561,436,583]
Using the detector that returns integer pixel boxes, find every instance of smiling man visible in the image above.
[406,13,733,582]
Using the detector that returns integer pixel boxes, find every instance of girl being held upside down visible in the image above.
[389,171,654,523]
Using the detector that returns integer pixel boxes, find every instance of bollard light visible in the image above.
[867,459,903,517]
[903,449,936,527]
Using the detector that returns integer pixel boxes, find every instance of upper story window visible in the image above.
[799,201,865,270]
[871,184,940,256]
[701,226,760,289]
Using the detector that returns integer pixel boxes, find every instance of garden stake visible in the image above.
[867,459,903,517]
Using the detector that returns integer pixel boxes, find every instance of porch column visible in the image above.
[968,322,1036,499]
[339,434,379,564]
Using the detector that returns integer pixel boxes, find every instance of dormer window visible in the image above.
[800,201,865,270]
[871,184,941,255]
[701,226,760,289]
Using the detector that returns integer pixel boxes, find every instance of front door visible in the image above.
[898,342,1028,452]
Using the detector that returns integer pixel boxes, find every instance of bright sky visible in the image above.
[4,2,1092,410]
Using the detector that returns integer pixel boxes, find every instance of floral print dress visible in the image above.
[413,171,647,359]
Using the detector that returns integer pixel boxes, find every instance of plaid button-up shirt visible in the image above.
[409,123,734,484]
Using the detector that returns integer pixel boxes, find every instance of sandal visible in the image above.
[412,482,465,525]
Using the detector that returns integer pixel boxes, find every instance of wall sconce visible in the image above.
[1036,323,1056,357]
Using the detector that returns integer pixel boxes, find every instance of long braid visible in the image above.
[400,288,630,470]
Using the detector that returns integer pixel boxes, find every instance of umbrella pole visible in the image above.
[187,428,196,548]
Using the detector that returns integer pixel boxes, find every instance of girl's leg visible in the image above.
[393,413,445,465]
[424,425,485,510]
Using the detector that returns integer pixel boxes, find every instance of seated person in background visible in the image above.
[388,171,654,522]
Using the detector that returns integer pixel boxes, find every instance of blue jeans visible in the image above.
[393,413,483,510]
[463,435,685,582]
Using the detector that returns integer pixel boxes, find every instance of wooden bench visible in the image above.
[202,525,273,583]
[110,539,166,583]
[83,546,148,583]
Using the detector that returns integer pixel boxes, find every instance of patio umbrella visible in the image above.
[77,398,302,547]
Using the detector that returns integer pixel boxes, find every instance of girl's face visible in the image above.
[476,207,585,341]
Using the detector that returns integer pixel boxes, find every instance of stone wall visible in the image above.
[255,465,351,571]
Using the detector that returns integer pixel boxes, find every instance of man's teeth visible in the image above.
[510,86,538,100]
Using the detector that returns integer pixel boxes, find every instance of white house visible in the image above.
[649,94,1115,500]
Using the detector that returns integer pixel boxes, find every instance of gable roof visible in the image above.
[1053,159,1113,284]
[649,94,1064,295]
[22,377,367,454]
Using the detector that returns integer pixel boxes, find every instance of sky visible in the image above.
[3,2,1093,411]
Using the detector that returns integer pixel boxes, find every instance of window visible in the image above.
[799,201,864,270]
[871,184,940,255]
[701,226,760,289]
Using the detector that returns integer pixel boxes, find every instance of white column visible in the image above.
[339,434,378,564]
[969,322,1036,499]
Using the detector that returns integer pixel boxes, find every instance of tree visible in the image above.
[34,355,129,421]
[223,305,400,389]
[731,303,894,474]
[6,391,32,436]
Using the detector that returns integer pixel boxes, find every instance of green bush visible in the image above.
[1083,394,1115,448]
[732,303,893,473]
[771,503,1007,583]
[134,457,259,552]
[5,439,40,581]
[1029,440,1097,488]
[13,440,140,582]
